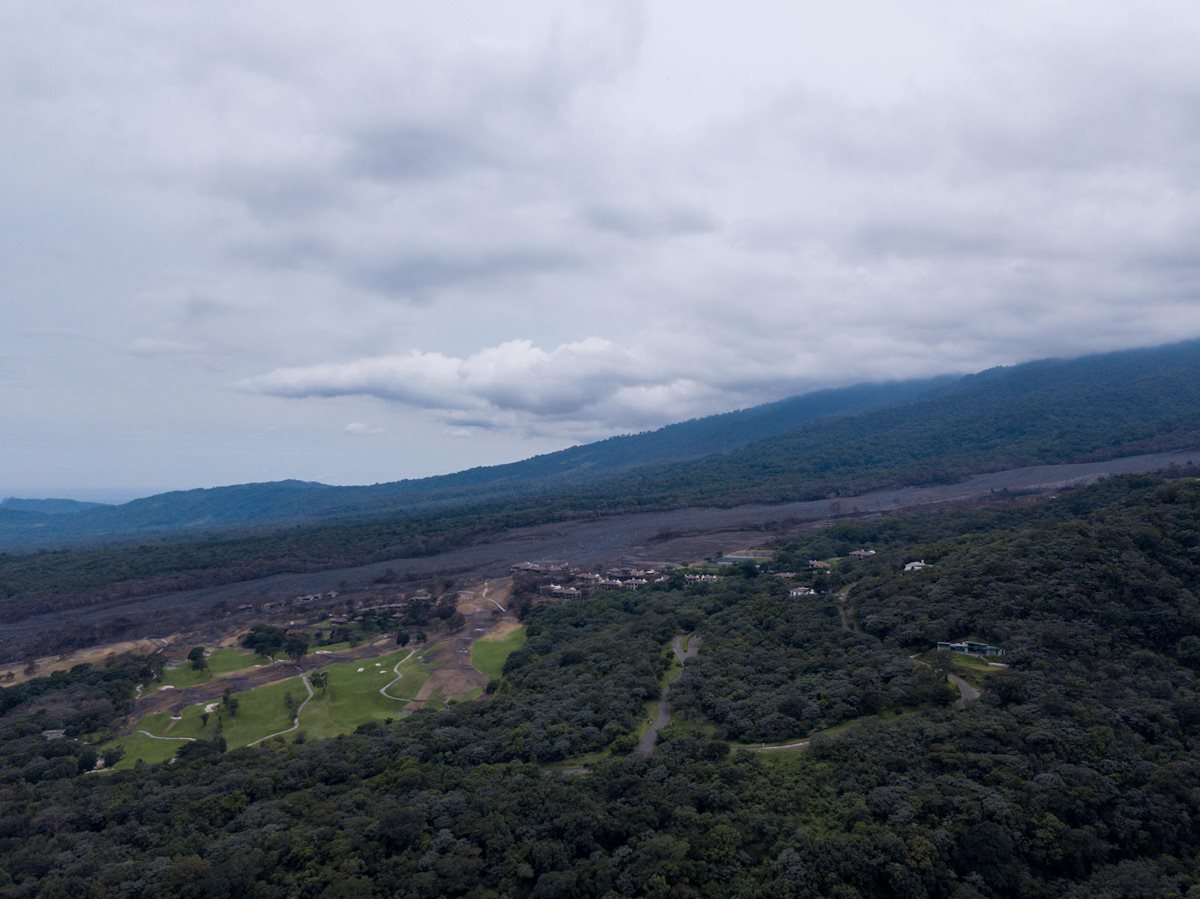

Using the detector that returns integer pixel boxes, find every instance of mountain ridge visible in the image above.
[0,375,954,548]
[4,339,1200,551]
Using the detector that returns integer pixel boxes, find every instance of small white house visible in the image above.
[904,560,931,572]
[789,586,816,597]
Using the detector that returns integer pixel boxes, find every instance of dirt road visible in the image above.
[635,634,700,759]
[837,588,859,634]
[948,673,981,709]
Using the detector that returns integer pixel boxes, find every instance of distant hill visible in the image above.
[4,339,1200,552]
[0,498,109,515]
[0,376,952,548]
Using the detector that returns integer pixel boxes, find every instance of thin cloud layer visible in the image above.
[4,1,1200,488]
[344,422,385,437]
[243,339,706,435]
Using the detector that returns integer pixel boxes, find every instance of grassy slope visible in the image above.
[112,649,436,766]
[109,677,301,768]
[159,647,274,688]
[470,626,527,681]
[299,649,430,740]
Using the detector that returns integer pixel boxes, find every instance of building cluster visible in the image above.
[257,590,342,613]
[937,640,1005,657]
[515,561,677,598]
[510,560,570,573]
[294,591,340,603]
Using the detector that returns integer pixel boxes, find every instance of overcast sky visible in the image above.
[4,1,1200,499]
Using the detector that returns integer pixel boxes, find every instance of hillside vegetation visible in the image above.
[3,340,1200,626]
[0,376,951,549]
[4,340,1200,558]
[0,474,1197,895]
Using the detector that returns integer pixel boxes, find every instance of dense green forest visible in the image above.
[0,474,1197,896]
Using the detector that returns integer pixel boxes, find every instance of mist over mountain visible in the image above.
[0,376,951,549]
[3,340,1200,553]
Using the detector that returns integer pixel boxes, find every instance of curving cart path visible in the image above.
[248,672,314,746]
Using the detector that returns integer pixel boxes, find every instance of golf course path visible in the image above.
[136,730,196,743]
[248,672,314,746]
[750,739,811,752]
[482,581,507,612]
[379,648,419,700]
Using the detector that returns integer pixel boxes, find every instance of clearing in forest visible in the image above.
[470,623,526,681]
[107,676,302,768]
[108,648,434,768]
[159,646,275,689]
[299,648,431,739]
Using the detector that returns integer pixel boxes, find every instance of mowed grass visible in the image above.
[299,649,429,740]
[109,646,442,768]
[107,677,303,769]
[470,626,526,681]
[108,731,186,769]
[159,647,274,688]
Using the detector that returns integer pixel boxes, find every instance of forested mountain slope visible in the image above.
[4,341,1200,555]
[0,474,1197,896]
[0,499,108,515]
[560,339,1200,509]
[5,341,1200,611]
[0,377,951,549]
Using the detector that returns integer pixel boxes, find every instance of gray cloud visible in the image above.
[582,203,716,240]
[346,125,488,181]
[353,250,582,299]
[5,1,1200,491]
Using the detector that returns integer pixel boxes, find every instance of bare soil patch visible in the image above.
[3,637,170,685]
[408,664,485,709]
[483,619,522,641]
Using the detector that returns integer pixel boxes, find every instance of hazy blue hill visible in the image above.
[4,340,1200,552]
[0,376,951,547]
[0,498,109,515]
[0,481,341,549]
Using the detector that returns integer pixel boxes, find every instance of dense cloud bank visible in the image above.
[5,1,1200,483]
